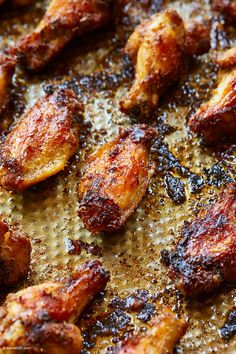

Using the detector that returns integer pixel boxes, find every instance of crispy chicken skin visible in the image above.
[168,183,236,296]
[0,260,109,354]
[13,0,111,70]
[114,308,187,354]
[0,55,16,115]
[0,220,31,288]
[78,125,156,234]
[120,10,211,116]
[0,89,82,192]
[189,48,236,144]
[212,0,236,20]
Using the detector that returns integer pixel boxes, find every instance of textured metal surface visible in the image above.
[0,0,236,353]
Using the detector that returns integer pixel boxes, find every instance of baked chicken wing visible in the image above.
[168,183,236,296]
[212,0,236,21]
[120,10,211,116]
[78,125,156,233]
[189,48,236,144]
[13,0,112,70]
[114,308,187,354]
[0,260,109,353]
[0,89,82,192]
[0,219,31,288]
[0,55,16,115]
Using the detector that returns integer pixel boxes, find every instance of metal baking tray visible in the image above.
[0,0,236,352]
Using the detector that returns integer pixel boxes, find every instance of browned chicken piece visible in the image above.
[0,54,16,115]
[0,260,109,353]
[114,308,187,354]
[78,125,156,234]
[12,0,111,70]
[168,183,236,296]
[0,219,31,288]
[120,10,211,116]
[0,89,82,192]
[189,48,236,144]
[212,0,236,20]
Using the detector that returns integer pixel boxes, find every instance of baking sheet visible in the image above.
[0,0,236,352]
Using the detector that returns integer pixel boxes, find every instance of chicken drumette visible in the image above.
[114,308,187,354]
[167,183,236,296]
[78,124,156,234]
[120,9,211,116]
[0,260,109,353]
[189,47,236,144]
[12,0,112,70]
[0,219,31,288]
[0,89,82,192]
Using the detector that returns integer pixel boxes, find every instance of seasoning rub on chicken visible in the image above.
[0,89,82,192]
[12,0,112,70]
[0,260,109,353]
[0,219,31,288]
[78,124,156,234]
[168,183,236,296]
[189,47,236,144]
[120,9,211,116]
[114,308,187,354]
[0,55,16,115]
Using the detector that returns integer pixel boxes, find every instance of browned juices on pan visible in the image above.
[0,54,16,115]
[0,89,82,192]
[13,0,112,70]
[114,308,187,354]
[189,47,236,144]
[0,219,31,288]
[78,124,156,234]
[168,183,236,296]
[212,0,236,20]
[0,260,109,353]
[120,9,211,117]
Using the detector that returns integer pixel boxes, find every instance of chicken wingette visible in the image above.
[0,219,31,288]
[0,260,109,353]
[0,89,82,192]
[78,124,156,233]
[114,308,187,354]
[168,183,236,296]
[0,55,16,115]
[189,47,236,144]
[12,0,112,70]
[120,10,211,116]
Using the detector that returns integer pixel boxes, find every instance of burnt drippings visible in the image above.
[204,162,234,187]
[151,138,204,196]
[65,238,103,257]
[82,309,134,350]
[220,309,236,339]
[164,173,186,205]
[110,289,156,322]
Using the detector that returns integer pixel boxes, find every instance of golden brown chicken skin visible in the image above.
[189,48,236,144]
[120,10,211,117]
[0,260,109,354]
[0,89,82,192]
[12,0,112,70]
[212,0,236,21]
[168,183,236,296]
[78,125,156,234]
[114,308,187,354]
[0,219,31,288]
[0,55,16,115]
